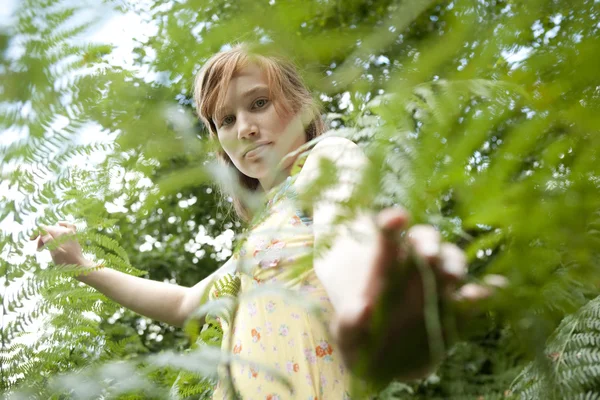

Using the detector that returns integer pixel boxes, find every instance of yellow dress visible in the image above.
[210,151,354,400]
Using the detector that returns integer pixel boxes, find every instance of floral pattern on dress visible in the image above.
[210,147,357,400]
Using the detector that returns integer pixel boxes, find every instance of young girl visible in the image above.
[34,44,486,399]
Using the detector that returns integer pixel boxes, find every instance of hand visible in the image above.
[30,222,91,268]
[330,207,505,384]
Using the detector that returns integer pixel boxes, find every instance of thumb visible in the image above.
[29,228,41,241]
[376,207,410,233]
[362,208,411,308]
[37,232,54,251]
[375,207,411,267]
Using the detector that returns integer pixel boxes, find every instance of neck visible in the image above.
[259,136,309,191]
[259,165,291,191]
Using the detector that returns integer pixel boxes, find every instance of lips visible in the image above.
[244,142,272,158]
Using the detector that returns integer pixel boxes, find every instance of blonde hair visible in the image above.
[193,44,325,222]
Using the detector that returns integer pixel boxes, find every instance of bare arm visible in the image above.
[294,136,372,315]
[177,256,237,326]
[294,137,456,381]
[76,263,187,327]
[76,257,236,328]
[34,222,237,328]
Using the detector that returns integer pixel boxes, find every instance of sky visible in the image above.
[0,0,17,31]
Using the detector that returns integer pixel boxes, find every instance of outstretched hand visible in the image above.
[30,222,90,268]
[330,207,505,383]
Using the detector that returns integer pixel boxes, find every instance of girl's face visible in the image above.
[214,64,307,190]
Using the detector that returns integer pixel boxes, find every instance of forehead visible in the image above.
[222,64,270,100]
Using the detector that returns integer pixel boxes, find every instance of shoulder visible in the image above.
[310,136,363,157]
[304,136,367,171]
[294,136,368,191]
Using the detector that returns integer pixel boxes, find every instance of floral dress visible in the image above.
[210,150,354,400]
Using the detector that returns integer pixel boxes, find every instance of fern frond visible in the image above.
[209,273,241,300]
[512,297,600,399]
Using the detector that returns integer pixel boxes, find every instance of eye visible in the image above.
[221,115,235,127]
[253,98,269,109]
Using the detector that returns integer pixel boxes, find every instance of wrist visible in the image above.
[74,259,102,281]
[78,258,96,268]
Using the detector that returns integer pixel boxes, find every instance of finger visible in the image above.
[435,243,467,299]
[454,283,494,302]
[29,229,40,241]
[451,276,508,317]
[376,207,410,233]
[362,208,410,303]
[407,225,441,262]
[40,224,57,238]
[37,234,53,251]
[57,221,77,232]
[41,224,70,237]
[438,243,467,281]
[483,274,508,288]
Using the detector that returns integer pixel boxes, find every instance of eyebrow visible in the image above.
[241,85,270,99]
[214,85,270,121]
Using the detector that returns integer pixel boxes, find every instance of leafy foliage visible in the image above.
[511,295,600,399]
[1,0,599,398]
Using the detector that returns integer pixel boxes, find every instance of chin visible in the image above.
[241,167,268,181]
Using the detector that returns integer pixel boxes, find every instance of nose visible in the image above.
[237,112,258,140]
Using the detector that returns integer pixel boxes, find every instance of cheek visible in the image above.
[222,148,244,173]
[277,107,296,128]
[270,115,299,143]
[265,101,292,129]
[217,134,256,174]
[217,132,238,157]
[221,150,249,178]
[279,114,306,144]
